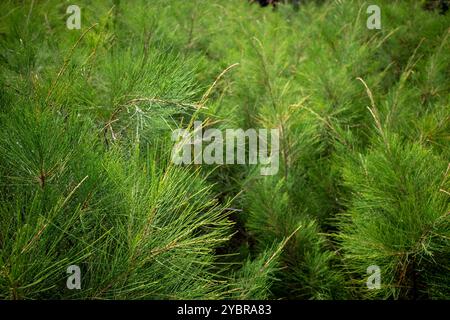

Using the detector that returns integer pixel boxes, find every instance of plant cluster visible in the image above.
[0,0,448,299]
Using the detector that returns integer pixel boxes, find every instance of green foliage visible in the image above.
[0,0,449,300]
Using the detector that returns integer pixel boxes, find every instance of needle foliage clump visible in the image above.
[0,0,449,299]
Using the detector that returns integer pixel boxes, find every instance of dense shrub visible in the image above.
[0,0,448,299]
